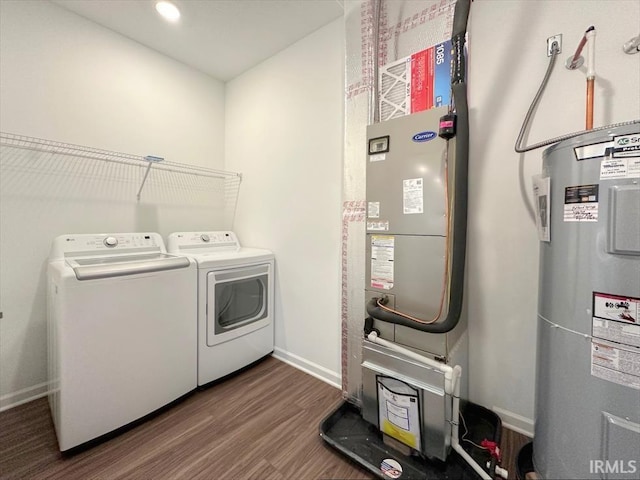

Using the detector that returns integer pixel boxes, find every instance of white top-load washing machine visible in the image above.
[167,231,274,386]
[47,232,197,452]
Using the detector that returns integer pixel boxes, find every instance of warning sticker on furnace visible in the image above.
[368,202,380,219]
[403,178,423,215]
[564,184,599,222]
[371,235,394,290]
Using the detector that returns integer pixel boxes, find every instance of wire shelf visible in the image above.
[0,132,242,229]
[0,132,241,181]
[0,132,242,206]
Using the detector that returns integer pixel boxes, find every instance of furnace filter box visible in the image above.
[379,40,452,122]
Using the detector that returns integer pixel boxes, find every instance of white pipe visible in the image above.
[495,465,509,479]
[586,28,596,78]
[449,365,494,480]
[366,332,454,393]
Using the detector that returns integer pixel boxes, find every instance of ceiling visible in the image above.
[52,0,345,82]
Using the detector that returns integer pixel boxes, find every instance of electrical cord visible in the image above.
[460,410,488,451]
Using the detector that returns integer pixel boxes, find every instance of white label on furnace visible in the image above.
[367,221,389,231]
[368,201,380,218]
[403,178,423,214]
[371,235,394,290]
[591,339,640,390]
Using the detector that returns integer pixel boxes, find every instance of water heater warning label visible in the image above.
[591,340,640,390]
[591,292,640,389]
[564,184,598,222]
[371,235,394,290]
[592,292,640,348]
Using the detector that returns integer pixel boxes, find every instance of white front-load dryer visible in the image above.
[168,231,274,386]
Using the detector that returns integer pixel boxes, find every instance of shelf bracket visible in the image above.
[137,155,164,200]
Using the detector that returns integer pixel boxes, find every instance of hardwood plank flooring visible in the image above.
[0,357,530,479]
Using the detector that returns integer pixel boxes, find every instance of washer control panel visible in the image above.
[104,236,118,247]
[50,233,164,259]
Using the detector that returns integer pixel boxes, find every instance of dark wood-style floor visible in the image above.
[0,357,530,479]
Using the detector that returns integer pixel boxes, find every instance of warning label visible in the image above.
[378,379,421,449]
[591,339,640,390]
[371,235,394,290]
[368,202,380,219]
[403,178,424,215]
[592,292,640,348]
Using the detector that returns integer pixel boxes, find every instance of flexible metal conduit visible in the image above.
[366,0,471,333]
[515,42,640,153]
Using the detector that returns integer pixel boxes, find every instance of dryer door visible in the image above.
[206,263,271,346]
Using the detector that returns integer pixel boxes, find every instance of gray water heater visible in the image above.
[534,125,640,479]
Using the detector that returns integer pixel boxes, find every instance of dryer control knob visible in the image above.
[104,236,118,247]
[201,234,210,243]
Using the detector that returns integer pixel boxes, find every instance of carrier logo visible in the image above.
[412,131,437,142]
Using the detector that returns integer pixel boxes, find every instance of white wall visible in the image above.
[225,19,345,386]
[0,0,226,408]
[466,0,640,434]
[2,0,637,435]
[0,0,225,167]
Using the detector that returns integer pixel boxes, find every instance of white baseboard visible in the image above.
[492,406,534,438]
[1,353,340,413]
[0,381,51,412]
[272,347,341,389]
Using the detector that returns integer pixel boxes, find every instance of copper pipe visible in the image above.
[570,35,588,69]
[586,77,594,130]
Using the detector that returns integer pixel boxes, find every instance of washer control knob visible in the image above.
[201,234,210,243]
[104,236,118,247]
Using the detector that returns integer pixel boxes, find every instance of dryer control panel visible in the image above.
[167,231,240,252]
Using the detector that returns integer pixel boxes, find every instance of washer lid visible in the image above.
[66,253,190,280]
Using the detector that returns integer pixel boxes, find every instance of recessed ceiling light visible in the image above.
[155,1,180,22]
